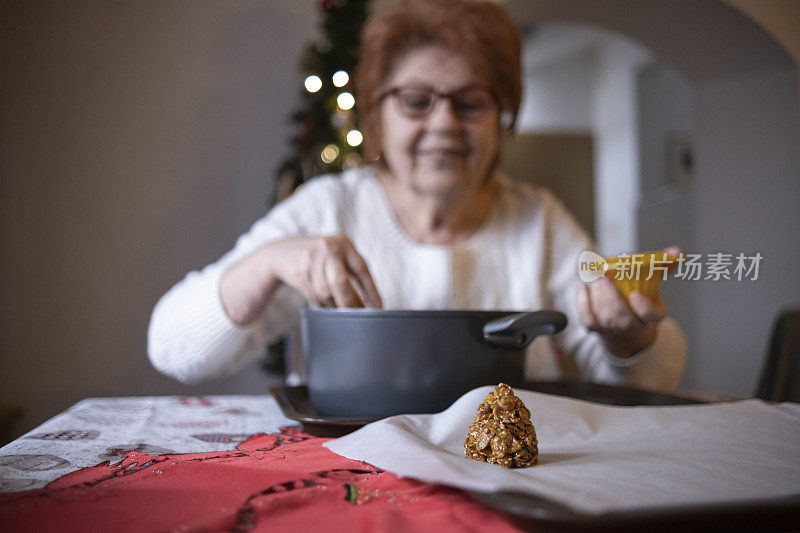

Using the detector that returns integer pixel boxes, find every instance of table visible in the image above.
[2,390,798,532]
[0,395,523,532]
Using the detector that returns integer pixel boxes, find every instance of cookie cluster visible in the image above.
[464,383,538,468]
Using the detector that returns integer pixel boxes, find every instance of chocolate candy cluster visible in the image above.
[464,383,538,468]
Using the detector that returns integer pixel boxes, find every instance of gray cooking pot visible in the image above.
[301,309,567,418]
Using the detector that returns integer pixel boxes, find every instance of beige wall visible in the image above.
[0,1,317,437]
[502,134,595,238]
[721,0,800,110]
[721,0,800,67]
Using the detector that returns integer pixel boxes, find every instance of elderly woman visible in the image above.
[148,0,686,391]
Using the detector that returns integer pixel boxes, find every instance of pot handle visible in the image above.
[483,311,567,349]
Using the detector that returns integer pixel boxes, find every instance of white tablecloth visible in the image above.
[0,395,295,493]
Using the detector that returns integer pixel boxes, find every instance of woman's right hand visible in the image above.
[219,234,383,325]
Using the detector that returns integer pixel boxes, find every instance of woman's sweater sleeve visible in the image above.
[542,191,687,391]
[147,177,340,384]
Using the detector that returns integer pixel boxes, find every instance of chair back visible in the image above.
[756,308,800,402]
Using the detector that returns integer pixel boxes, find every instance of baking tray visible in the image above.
[270,383,799,530]
[269,381,705,438]
[472,490,800,532]
[270,385,377,437]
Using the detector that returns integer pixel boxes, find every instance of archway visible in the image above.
[505,0,800,395]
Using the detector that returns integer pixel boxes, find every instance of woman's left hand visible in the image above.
[576,246,680,359]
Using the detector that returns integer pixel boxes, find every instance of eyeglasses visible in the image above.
[381,86,496,122]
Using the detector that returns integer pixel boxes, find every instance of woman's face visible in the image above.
[378,45,501,199]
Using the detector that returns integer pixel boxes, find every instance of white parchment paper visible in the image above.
[325,387,800,515]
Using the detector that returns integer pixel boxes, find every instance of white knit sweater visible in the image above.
[148,166,686,390]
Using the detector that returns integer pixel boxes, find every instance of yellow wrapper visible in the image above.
[603,252,679,300]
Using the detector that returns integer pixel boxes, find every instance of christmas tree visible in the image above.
[264,0,370,376]
[273,0,370,205]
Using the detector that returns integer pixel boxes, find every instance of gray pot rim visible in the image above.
[301,308,530,319]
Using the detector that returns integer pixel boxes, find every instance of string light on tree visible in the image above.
[304,75,322,93]
[332,70,349,87]
[345,152,362,168]
[337,92,355,110]
[346,129,363,147]
[320,144,340,164]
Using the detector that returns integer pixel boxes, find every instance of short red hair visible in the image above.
[355,0,522,161]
